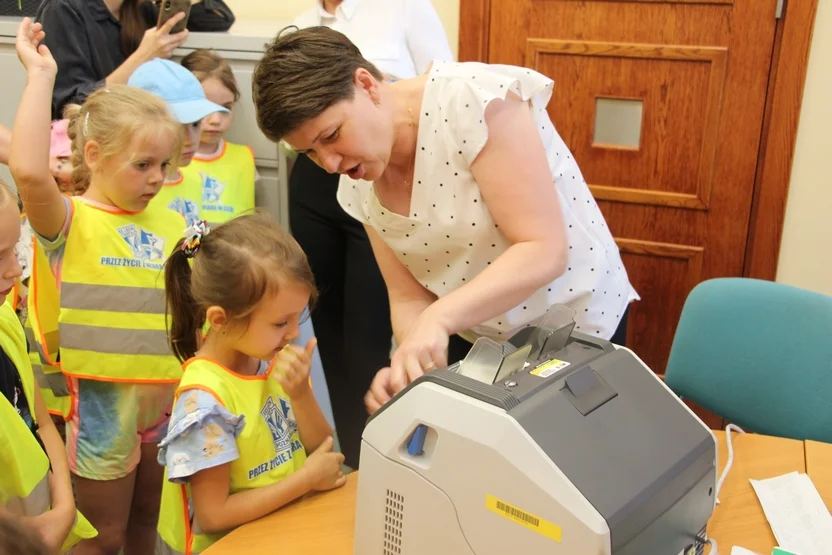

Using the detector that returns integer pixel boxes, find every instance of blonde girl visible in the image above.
[156,214,345,554]
[11,18,186,555]
[180,49,256,225]
[0,180,97,553]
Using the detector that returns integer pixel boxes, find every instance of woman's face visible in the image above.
[283,75,394,181]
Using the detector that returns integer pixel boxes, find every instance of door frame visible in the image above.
[458,0,820,282]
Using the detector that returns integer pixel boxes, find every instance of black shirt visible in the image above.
[0,345,35,434]
[36,0,236,119]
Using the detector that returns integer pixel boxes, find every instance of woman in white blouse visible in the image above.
[253,26,638,416]
[289,0,453,468]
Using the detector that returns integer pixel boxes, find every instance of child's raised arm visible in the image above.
[9,18,66,241]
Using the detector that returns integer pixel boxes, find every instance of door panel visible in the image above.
[484,0,777,372]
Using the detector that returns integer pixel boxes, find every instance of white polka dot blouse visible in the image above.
[338,60,640,342]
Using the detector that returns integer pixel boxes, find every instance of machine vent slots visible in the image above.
[383,489,404,555]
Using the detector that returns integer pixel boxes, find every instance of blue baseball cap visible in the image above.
[128,58,228,124]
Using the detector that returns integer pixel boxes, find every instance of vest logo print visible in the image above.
[248,396,303,480]
[100,224,165,270]
[167,197,201,226]
[200,172,234,215]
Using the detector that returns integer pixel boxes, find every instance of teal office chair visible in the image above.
[664,278,832,443]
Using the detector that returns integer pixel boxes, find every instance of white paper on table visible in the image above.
[749,471,832,555]
[730,548,761,555]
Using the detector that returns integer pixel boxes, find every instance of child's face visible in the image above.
[49,156,74,192]
[92,130,176,212]
[230,280,310,362]
[0,201,23,305]
[199,77,235,146]
[180,122,202,166]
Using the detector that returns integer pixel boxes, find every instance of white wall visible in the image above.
[225,0,460,58]
[776,0,832,296]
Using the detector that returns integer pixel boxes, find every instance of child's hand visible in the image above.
[302,437,347,492]
[15,18,56,76]
[274,337,317,400]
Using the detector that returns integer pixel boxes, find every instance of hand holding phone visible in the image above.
[157,0,192,34]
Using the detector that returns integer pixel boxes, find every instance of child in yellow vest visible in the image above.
[0,180,97,553]
[181,49,257,226]
[156,214,346,553]
[9,19,219,555]
[128,58,229,228]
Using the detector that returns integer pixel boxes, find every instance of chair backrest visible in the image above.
[664,278,832,443]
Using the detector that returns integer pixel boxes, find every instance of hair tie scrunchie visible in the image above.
[181,220,210,258]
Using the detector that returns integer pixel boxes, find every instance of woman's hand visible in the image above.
[135,13,190,61]
[365,306,452,415]
[274,338,317,400]
[388,307,450,394]
[15,19,56,77]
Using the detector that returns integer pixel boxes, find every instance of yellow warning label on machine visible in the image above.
[485,495,562,542]
[529,359,570,378]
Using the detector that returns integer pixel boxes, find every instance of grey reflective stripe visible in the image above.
[31,363,69,397]
[24,326,58,364]
[46,371,70,397]
[154,534,190,555]
[4,474,50,517]
[24,326,37,349]
[61,282,166,314]
[30,363,51,389]
[59,323,171,356]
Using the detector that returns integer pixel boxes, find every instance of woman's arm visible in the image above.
[426,96,568,335]
[404,0,455,73]
[365,225,437,345]
[39,3,187,114]
[9,20,66,241]
[106,14,189,88]
[386,96,568,391]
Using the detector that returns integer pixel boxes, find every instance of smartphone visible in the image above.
[157,0,191,34]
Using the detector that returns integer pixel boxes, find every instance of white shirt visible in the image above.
[293,0,454,80]
[338,61,640,342]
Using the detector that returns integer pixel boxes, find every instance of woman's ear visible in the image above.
[354,67,380,103]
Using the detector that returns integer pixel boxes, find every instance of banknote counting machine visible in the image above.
[354,307,717,555]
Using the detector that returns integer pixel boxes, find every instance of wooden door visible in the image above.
[464,0,779,374]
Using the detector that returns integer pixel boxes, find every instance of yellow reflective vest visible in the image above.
[25,238,71,418]
[58,197,184,383]
[189,141,256,227]
[157,357,307,554]
[155,169,205,227]
[0,302,97,552]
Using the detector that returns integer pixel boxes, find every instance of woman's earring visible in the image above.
[374,99,381,105]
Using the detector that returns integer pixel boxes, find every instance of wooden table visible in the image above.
[205,431,832,554]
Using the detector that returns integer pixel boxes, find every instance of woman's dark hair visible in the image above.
[252,26,383,142]
[164,213,318,362]
[120,0,147,57]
